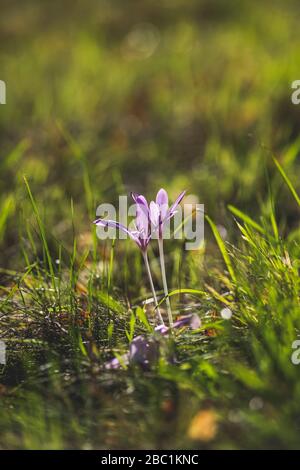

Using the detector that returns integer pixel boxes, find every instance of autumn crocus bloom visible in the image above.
[132,189,186,239]
[94,197,164,325]
[133,188,186,327]
[104,313,201,369]
[149,189,186,239]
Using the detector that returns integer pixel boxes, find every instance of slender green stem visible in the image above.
[158,238,173,327]
[142,251,164,325]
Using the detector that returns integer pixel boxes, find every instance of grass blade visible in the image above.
[273,157,300,207]
[206,215,236,283]
[23,176,57,292]
[228,205,265,234]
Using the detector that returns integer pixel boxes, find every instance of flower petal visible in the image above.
[190,314,202,329]
[154,324,169,335]
[131,193,150,234]
[149,201,160,227]
[94,218,130,235]
[131,193,149,211]
[168,190,186,218]
[136,202,150,236]
[94,218,142,248]
[131,192,140,204]
[173,313,201,330]
[156,188,168,207]
[129,335,159,367]
[104,354,129,369]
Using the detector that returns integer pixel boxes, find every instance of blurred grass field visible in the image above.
[1,0,300,449]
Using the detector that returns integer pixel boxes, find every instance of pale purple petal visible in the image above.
[129,335,159,367]
[136,194,149,208]
[136,202,150,236]
[167,190,186,218]
[172,317,191,329]
[155,313,201,334]
[156,188,168,208]
[173,314,201,330]
[156,189,169,220]
[189,314,202,329]
[131,192,140,204]
[131,193,149,212]
[131,194,150,236]
[154,324,169,335]
[94,218,142,248]
[94,218,131,236]
[149,201,160,227]
[104,354,129,369]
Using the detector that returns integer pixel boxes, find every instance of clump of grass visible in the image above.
[1,159,300,449]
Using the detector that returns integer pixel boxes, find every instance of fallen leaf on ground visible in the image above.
[188,409,218,442]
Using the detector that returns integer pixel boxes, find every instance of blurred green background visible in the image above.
[1,0,300,268]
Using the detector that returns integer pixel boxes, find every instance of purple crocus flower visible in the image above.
[104,313,201,370]
[94,196,164,325]
[129,335,160,367]
[132,189,186,328]
[104,355,129,370]
[105,336,159,370]
[94,197,150,252]
[132,189,186,239]
[150,188,186,238]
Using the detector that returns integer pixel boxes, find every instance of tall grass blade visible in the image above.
[273,157,300,207]
[206,215,236,283]
[23,176,57,292]
[228,205,265,234]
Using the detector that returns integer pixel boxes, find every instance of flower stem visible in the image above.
[142,251,164,325]
[158,238,173,327]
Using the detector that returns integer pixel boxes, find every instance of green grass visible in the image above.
[1,0,300,450]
